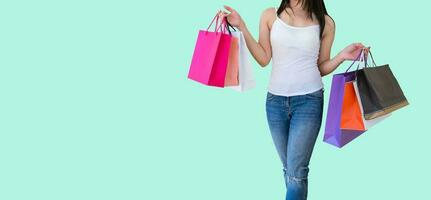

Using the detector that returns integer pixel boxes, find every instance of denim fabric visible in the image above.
[266,89,324,200]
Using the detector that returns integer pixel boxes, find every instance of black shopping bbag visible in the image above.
[356,51,409,120]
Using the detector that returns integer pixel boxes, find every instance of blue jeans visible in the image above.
[265,89,324,200]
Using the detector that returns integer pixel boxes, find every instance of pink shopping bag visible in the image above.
[188,12,232,87]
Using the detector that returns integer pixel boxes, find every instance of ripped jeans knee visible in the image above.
[283,168,309,183]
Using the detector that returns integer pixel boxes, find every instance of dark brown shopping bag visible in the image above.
[356,51,409,120]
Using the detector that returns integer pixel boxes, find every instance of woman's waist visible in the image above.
[270,63,321,75]
[269,73,322,84]
[271,57,318,69]
[269,66,322,85]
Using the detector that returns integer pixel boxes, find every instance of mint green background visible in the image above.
[0,0,429,199]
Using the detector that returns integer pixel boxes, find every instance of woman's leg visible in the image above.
[266,92,290,173]
[285,90,324,200]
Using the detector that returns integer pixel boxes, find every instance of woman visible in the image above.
[222,0,366,199]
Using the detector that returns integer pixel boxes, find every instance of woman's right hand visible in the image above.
[222,5,245,30]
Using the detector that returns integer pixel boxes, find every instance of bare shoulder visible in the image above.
[260,7,277,29]
[325,15,335,29]
[263,7,277,15]
[261,7,277,20]
[323,15,335,36]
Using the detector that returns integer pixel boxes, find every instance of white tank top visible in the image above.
[268,8,323,97]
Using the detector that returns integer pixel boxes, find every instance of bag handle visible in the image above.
[353,49,372,80]
[358,49,367,69]
[206,11,236,35]
[364,50,377,68]
[206,11,230,34]
[206,11,218,31]
[218,17,227,33]
[219,17,235,35]
[344,47,375,73]
[225,20,237,35]
[206,11,222,32]
[345,49,365,73]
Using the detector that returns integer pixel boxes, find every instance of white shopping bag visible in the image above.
[228,31,255,92]
[352,81,391,129]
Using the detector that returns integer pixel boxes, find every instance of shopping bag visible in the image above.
[353,81,391,129]
[227,31,256,92]
[356,51,409,119]
[324,71,366,148]
[340,81,366,131]
[224,34,239,86]
[324,51,367,148]
[350,50,391,129]
[188,12,232,87]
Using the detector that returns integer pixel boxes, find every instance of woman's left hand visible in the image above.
[338,43,369,61]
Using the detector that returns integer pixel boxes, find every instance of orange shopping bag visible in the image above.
[340,81,365,131]
[224,36,239,86]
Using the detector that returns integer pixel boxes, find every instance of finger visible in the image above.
[218,11,228,18]
[352,43,361,49]
[224,5,234,12]
[363,46,370,53]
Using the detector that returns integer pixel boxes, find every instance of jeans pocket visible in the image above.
[267,92,277,101]
[305,89,324,99]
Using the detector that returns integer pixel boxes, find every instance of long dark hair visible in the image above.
[277,0,330,38]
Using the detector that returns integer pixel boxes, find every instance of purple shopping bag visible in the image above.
[324,71,366,148]
[323,50,367,148]
[188,12,232,87]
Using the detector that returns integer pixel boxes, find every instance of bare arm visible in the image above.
[224,7,366,73]
[318,16,366,76]
[223,6,274,67]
